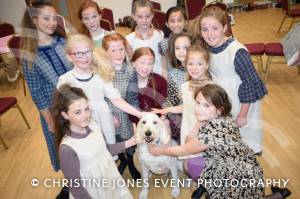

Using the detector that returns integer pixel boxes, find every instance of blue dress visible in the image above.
[22,35,71,171]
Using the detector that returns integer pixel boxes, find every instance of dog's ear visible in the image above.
[159,118,171,145]
[135,120,143,144]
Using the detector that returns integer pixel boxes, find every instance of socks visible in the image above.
[56,186,69,199]
[126,153,141,180]
[191,185,206,199]
[118,153,128,175]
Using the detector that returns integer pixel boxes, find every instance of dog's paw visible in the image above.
[171,187,180,198]
[139,189,149,199]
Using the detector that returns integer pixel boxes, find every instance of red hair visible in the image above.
[102,32,129,51]
[78,0,102,37]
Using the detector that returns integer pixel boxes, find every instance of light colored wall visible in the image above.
[95,0,177,23]
[0,0,27,32]
[0,0,176,33]
[1,0,218,33]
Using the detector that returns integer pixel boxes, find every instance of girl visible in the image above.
[128,47,167,124]
[167,32,191,90]
[196,5,267,153]
[150,84,291,199]
[154,45,213,151]
[57,34,142,160]
[20,1,71,172]
[78,0,112,47]
[52,84,134,199]
[126,0,165,77]
[159,6,187,74]
[161,32,192,143]
[102,33,141,179]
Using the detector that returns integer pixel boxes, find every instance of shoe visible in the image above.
[191,185,206,199]
[56,186,69,199]
[271,186,291,198]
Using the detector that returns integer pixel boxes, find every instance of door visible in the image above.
[52,0,85,33]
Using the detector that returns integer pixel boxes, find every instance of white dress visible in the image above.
[179,81,198,159]
[61,120,133,199]
[209,40,263,153]
[57,69,121,159]
[126,30,163,75]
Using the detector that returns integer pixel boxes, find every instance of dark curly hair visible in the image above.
[51,84,88,155]
[194,84,232,117]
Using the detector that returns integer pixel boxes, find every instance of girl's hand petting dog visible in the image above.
[151,108,169,115]
[149,145,166,156]
[138,111,148,118]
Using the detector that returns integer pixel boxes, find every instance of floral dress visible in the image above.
[162,66,187,143]
[198,116,265,198]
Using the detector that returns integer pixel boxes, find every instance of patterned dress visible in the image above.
[163,66,187,143]
[160,81,180,143]
[168,65,186,90]
[158,36,170,57]
[158,35,173,69]
[22,36,71,171]
[198,116,265,198]
[106,63,138,141]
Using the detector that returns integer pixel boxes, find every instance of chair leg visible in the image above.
[277,15,287,33]
[256,56,263,74]
[21,73,26,96]
[259,56,264,73]
[0,133,8,149]
[15,104,31,129]
[264,56,272,81]
[288,17,295,32]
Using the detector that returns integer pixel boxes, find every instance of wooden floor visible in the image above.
[0,8,300,199]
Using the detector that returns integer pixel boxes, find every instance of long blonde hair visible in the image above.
[65,34,115,82]
[20,1,65,68]
[93,47,115,82]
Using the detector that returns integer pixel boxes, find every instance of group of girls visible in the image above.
[19,0,291,198]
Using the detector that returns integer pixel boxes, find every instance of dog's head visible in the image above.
[136,113,170,145]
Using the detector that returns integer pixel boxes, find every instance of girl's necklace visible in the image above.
[189,77,211,91]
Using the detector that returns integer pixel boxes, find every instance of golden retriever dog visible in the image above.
[136,113,181,199]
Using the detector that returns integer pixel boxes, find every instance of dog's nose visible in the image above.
[145,130,152,137]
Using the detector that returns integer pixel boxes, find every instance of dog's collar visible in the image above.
[155,138,160,145]
[154,138,172,146]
